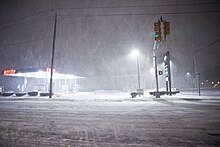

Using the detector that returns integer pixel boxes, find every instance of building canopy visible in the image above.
[1,67,84,80]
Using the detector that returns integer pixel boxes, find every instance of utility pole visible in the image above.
[193,54,201,96]
[49,14,58,98]
[193,39,220,96]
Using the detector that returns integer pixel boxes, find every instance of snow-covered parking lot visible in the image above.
[0,91,220,146]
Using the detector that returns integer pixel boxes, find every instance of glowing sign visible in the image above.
[3,69,16,74]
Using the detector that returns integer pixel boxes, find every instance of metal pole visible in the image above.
[154,56,160,98]
[49,14,57,98]
[193,54,201,96]
[193,54,197,87]
[153,41,160,98]
[198,73,201,96]
[137,55,141,89]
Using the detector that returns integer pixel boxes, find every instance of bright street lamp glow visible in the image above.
[150,67,154,73]
[131,49,139,58]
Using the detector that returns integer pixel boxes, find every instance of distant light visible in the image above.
[206,80,209,82]
[218,81,220,84]
[131,49,140,58]
[186,72,190,76]
[201,82,204,85]
[150,67,154,73]
[212,82,214,84]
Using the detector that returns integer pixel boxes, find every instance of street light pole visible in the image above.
[131,50,141,90]
[136,54,141,89]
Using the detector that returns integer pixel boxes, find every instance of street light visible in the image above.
[131,49,141,89]
[186,72,190,76]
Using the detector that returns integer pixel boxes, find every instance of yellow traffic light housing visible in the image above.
[154,20,161,41]
[154,20,161,32]
[163,21,170,35]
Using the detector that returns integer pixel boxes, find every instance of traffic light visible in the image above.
[163,21,170,35]
[154,20,161,41]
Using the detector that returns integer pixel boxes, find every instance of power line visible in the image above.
[53,2,220,11]
[0,38,50,47]
[59,10,220,18]
[195,38,220,54]
[0,9,52,27]
[0,2,219,27]
[0,17,54,31]
[0,7,219,31]
[0,9,218,31]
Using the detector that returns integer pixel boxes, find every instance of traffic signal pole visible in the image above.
[153,41,160,98]
[153,20,161,98]
[153,17,170,98]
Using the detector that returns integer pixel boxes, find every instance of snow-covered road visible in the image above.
[0,91,220,146]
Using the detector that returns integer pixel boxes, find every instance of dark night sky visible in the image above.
[0,0,220,89]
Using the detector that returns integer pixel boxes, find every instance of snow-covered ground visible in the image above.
[0,91,220,146]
